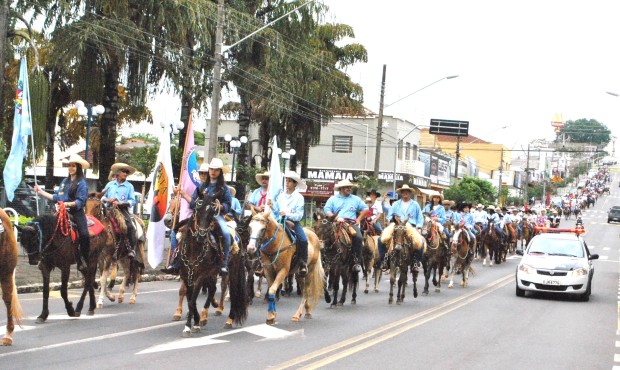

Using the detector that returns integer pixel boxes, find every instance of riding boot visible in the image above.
[78,235,90,272]
[220,241,230,275]
[160,250,180,274]
[127,232,137,259]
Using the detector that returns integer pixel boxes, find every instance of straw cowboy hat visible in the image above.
[227,185,236,197]
[66,154,90,170]
[198,163,210,172]
[283,170,307,191]
[111,162,136,175]
[476,203,484,208]
[430,193,444,202]
[107,170,116,181]
[396,184,415,194]
[442,199,454,206]
[255,171,270,185]
[334,179,357,190]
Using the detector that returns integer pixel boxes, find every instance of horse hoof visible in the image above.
[191,326,201,333]
[109,296,116,302]
[129,298,136,304]
[1,337,13,346]
[182,327,192,338]
[305,313,312,319]
[413,291,418,298]
[266,318,276,325]
[87,310,95,316]
[74,311,81,318]
[374,289,379,293]
[199,319,207,327]
[254,291,261,298]
[291,315,300,322]
[435,288,440,293]
[36,317,46,324]
[448,284,454,289]
[173,314,181,321]
[388,299,393,304]
[422,291,429,296]
[336,302,343,307]
[118,296,124,304]
[215,308,223,316]
[96,303,103,309]
[364,289,369,294]
[351,300,356,305]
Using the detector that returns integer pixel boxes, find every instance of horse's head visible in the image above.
[392,217,409,252]
[163,195,182,229]
[85,197,104,217]
[421,213,433,236]
[312,212,336,246]
[247,208,272,255]
[193,193,218,234]
[20,216,55,265]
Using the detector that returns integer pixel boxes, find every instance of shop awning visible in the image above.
[416,187,441,197]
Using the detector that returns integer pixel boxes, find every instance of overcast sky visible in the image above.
[322,0,620,158]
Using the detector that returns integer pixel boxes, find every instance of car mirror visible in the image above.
[589,254,599,260]
[516,249,524,256]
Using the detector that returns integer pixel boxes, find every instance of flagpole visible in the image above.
[171,112,192,230]
[26,59,39,216]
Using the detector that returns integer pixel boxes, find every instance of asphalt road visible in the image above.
[3,179,620,369]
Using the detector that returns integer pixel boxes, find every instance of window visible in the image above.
[405,142,411,160]
[332,136,352,153]
[217,137,229,154]
[412,144,419,161]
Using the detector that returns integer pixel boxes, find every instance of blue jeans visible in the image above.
[495,223,505,237]
[169,229,179,268]
[292,221,308,263]
[215,215,231,267]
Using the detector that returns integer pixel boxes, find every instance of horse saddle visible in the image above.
[284,220,297,242]
[67,215,106,242]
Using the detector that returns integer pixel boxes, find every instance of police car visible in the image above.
[515,227,598,301]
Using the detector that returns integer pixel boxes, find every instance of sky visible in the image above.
[321,0,620,159]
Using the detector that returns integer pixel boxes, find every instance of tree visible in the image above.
[443,177,496,205]
[558,118,611,148]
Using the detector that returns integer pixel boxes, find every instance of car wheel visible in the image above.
[516,284,525,297]
[608,219,611,223]
[579,281,591,302]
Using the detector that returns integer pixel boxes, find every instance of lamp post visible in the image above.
[281,148,296,172]
[224,134,248,181]
[160,120,185,145]
[75,100,105,162]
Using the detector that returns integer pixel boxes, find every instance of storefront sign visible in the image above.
[306,168,429,189]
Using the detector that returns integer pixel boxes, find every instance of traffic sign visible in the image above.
[429,119,469,137]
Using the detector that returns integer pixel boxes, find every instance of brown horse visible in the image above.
[447,224,474,289]
[20,210,106,322]
[84,198,145,308]
[520,218,533,249]
[481,222,502,266]
[360,219,381,294]
[420,214,446,295]
[0,208,22,345]
[178,193,247,336]
[247,208,324,324]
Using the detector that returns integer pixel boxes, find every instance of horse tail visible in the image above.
[307,247,325,310]
[10,269,23,328]
[227,251,248,326]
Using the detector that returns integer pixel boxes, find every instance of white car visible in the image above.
[515,229,598,301]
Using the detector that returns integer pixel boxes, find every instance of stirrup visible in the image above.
[298,262,308,277]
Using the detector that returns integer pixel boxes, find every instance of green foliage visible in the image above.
[355,174,379,198]
[559,119,611,147]
[18,215,32,226]
[443,177,496,205]
[506,196,523,207]
[235,164,262,197]
[0,140,7,186]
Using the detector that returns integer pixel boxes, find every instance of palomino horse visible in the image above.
[420,214,446,295]
[178,193,248,336]
[360,219,381,294]
[447,224,475,289]
[247,208,324,324]
[0,208,22,345]
[380,217,424,304]
[84,198,145,308]
[20,208,107,322]
[313,212,359,307]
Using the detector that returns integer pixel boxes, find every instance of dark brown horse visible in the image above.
[481,221,502,266]
[20,210,106,322]
[313,212,359,308]
[420,214,446,295]
[178,193,248,336]
[0,208,22,345]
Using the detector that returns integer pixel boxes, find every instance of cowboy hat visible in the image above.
[367,189,381,197]
[227,185,236,197]
[283,170,307,191]
[107,170,116,181]
[456,202,471,212]
[334,179,357,190]
[495,206,502,212]
[207,158,224,170]
[198,163,210,172]
[476,203,484,208]
[430,193,444,202]
[111,162,136,176]
[442,199,454,206]
[254,171,270,185]
[66,154,90,170]
[396,184,415,194]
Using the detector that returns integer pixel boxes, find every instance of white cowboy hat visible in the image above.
[334,179,357,190]
[111,162,136,175]
[476,203,484,208]
[255,171,270,185]
[208,158,224,170]
[495,206,502,212]
[227,185,236,197]
[283,170,307,191]
[396,184,415,194]
[66,154,90,170]
[198,163,210,172]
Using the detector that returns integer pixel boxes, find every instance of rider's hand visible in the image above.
[337,217,345,223]
[34,184,41,193]
[279,211,286,216]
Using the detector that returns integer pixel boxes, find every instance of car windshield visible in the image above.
[528,238,584,258]
[611,210,620,216]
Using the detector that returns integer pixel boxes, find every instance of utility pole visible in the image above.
[373,64,386,178]
[497,148,504,206]
[524,144,530,206]
[0,0,9,129]
[207,0,225,161]
[454,136,461,181]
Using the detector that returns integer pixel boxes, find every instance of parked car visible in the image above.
[516,228,598,301]
[608,208,620,223]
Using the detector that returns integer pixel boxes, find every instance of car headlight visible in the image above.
[519,264,535,274]
[569,268,588,277]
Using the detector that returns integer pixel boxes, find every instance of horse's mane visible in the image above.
[32,214,59,238]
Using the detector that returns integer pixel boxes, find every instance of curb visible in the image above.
[17,274,180,294]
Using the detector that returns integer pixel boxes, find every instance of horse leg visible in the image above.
[215,275,229,316]
[373,266,381,293]
[129,271,140,305]
[117,260,129,304]
[60,268,76,318]
[292,276,307,322]
[1,274,17,346]
[338,271,349,306]
[36,268,51,323]
[173,282,185,321]
[255,275,264,298]
[350,267,358,305]
[266,268,288,325]
[183,283,200,337]
[388,267,396,304]
[448,257,456,289]
[411,261,419,298]
[97,263,114,308]
[200,278,217,327]
[422,259,431,295]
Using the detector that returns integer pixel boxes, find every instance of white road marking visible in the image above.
[599,256,609,260]
[26,313,128,321]
[605,247,611,251]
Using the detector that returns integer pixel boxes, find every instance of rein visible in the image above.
[254,215,294,266]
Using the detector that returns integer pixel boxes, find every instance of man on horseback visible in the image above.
[101,162,138,259]
[34,154,91,269]
[271,171,309,276]
[456,203,476,251]
[247,171,270,212]
[473,204,488,234]
[383,184,424,268]
[323,179,369,273]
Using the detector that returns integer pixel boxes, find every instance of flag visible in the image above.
[179,118,198,222]
[146,129,175,268]
[3,57,32,202]
[267,136,282,201]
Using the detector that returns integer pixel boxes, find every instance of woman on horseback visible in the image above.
[423,194,450,239]
[33,154,90,269]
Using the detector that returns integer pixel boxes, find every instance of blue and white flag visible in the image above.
[267,136,282,202]
[3,57,32,202]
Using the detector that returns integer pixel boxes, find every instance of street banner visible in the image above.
[146,128,175,268]
[3,57,32,201]
[267,136,282,201]
[179,117,198,222]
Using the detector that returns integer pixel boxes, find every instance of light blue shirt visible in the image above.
[387,199,424,228]
[423,204,446,225]
[488,212,500,224]
[102,180,135,207]
[272,190,305,222]
[229,197,242,217]
[462,212,474,229]
[452,212,462,224]
[247,187,268,207]
[473,210,487,224]
[324,193,368,220]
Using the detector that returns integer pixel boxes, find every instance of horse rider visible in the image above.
[247,171,270,212]
[34,154,91,270]
[511,208,522,239]
[270,171,309,277]
[366,189,384,235]
[161,162,210,275]
[473,204,488,234]
[456,202,476,251]
[423,194,449,239]
[536,209,548,228]
[227,185,243,222]
[323,179,369,273]
[486,205,501,238]
[384,184,424,268]
[550,209,561,228]
[101,162,138,259]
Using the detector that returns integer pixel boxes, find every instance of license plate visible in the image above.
[543,280,560,285]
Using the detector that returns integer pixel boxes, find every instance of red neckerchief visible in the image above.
[258,190,267,206]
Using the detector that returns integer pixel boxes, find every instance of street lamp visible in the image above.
[281,148,296,172]
[160,121,184,145]
[75,100,105,162]
[224,134,248,181]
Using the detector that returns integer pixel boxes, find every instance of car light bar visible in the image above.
[534,226,585,234]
